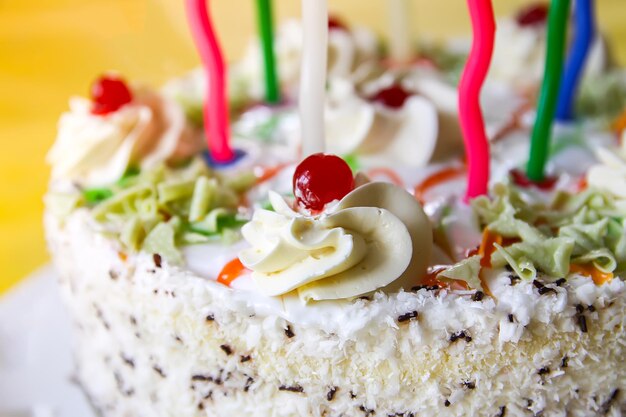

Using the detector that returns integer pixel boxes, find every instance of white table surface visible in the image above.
[0,266,96,417]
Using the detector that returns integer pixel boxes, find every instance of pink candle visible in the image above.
[458,0,496,201]
[185,0,235,163]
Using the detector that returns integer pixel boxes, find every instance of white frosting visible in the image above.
[239,182,432,301]
[587,134,626,198]
[47,90,201,187]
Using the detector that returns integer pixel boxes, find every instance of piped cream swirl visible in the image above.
[239,182,433,302]
[47,89,202,187]
[587,136,626,199]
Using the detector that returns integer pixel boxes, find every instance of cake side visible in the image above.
[46,210,626,417]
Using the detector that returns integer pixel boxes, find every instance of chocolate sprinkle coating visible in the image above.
[240,355,251,363]
[220,344,233,355]
[153,253,162,268]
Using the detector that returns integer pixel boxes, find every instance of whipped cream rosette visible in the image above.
[239,182,433,302]
[48,87,202,187]
[587,135,626,200]
[324,78,442,167]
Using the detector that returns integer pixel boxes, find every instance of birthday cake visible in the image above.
[45,4,626,417]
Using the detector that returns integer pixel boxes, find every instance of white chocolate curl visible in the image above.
[239,182,432,302]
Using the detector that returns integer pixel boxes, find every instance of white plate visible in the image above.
[0,266,96,417]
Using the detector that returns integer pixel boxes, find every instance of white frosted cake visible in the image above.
[45,13,626,417]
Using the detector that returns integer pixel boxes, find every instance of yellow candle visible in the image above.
[300,0,328,156]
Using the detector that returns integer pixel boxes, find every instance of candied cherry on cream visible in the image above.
[510,168,558,190]
[370,84,412,109]
[90,75,133,115]
[328,16,349,32]
[515,3,549,27]
[293,153,355,212]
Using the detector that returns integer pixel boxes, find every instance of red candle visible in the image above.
[458,0,496,201]
[185,0,235,163]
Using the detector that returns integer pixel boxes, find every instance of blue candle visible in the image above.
[556,0,596,121]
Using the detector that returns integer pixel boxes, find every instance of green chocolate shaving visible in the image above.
[439,255,482,290]
[142,220,183,265]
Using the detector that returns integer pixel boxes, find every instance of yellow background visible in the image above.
[1,0,626,294]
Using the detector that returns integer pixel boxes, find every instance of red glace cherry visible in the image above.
[293,153,355,212]
[328,16,349,32]
[370,84,412,109]
[90,75,133,115]
[515,3,549,27]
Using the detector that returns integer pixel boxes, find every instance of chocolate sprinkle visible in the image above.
[191,375,213,382]
[206,314,215,322]
[285,325,295,338]
[472,291,485,301]
[588,305,596,312]
[538,286,556,295]
[508,314,515,323]
[600,389,620,414]
[533,280,544,289]
[444,400,451,407]
[327,387,338,401]
[240,355,251,363]
[509,275,521,285]
[576,304,585,314]
[411,285,439,292]
[398,311,418,323]
[561,356,569,368]
[577,314,588,333]
[153,253,162,268]
[538,367,550,376]
[359,405,375,416]
[279,384,304,393]
[496,406,507,417]
[220,344,233,355]
[244,377,254,392]
[153,366,166,378]
[120,354,135,368]
[463,381,476,390]
[450,331,472,343]
[555,278,566,286]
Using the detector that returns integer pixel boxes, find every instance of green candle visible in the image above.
[255,0,280,104]
[526,0,571,181]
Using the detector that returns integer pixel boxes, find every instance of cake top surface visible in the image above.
[45,15,626,333]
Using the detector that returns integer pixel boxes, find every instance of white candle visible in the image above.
[388,0,413,63]
[299,0,328,156]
